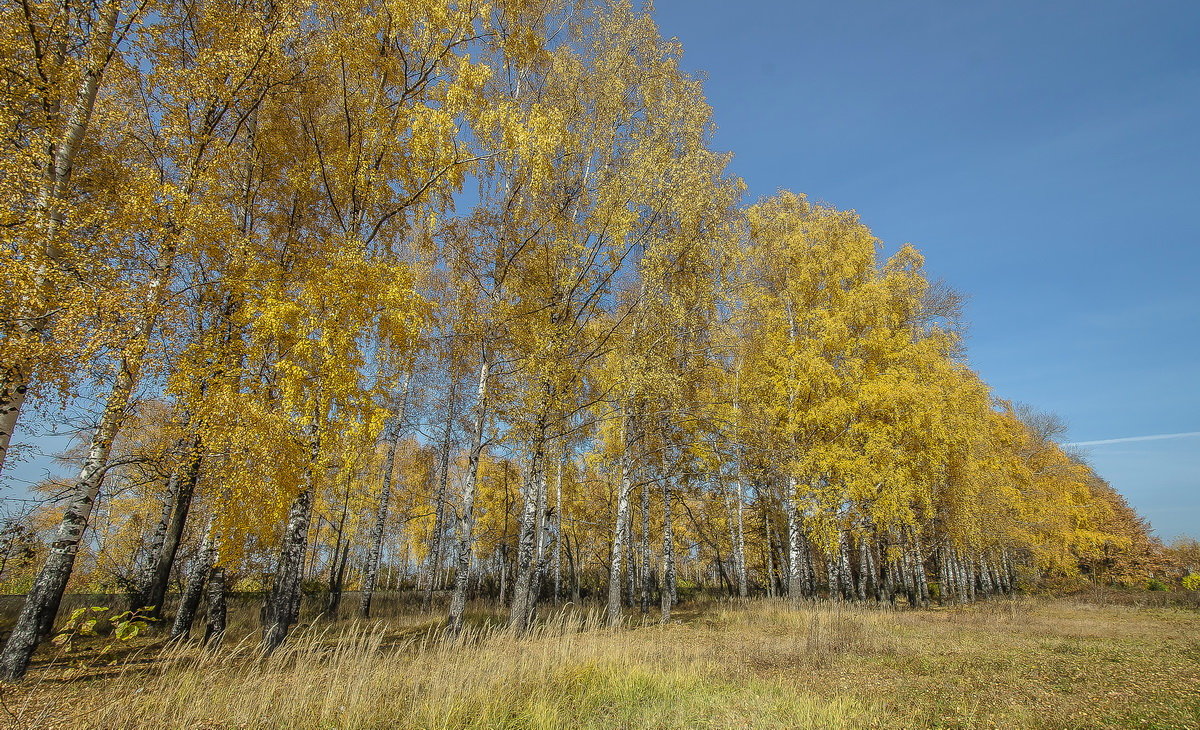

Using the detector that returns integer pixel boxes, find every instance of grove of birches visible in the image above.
[0,0,1169,681]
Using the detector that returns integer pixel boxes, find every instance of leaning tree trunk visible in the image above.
[131,486,174,610]
[262,427,318,652]
[139,436,203,619]
[0,318,159,679]
[447,350,490,633]
[0,71,191,674]
[0,1,122,480]
[171,522,216,639]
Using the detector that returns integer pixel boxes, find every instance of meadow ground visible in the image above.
[1,592,1198,729]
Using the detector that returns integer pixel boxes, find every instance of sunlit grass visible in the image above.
[4,596,1199,728]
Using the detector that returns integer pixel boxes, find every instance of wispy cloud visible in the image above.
[1065,431,1200,447]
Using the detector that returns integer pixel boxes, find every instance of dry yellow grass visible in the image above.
[2,596,1198,729]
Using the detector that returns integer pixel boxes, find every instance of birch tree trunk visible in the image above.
[359,418,398,618]
[509,416,547,632]
[733,477,748,598]
[323,533,350,619]
[131,487,174,609]
[0,319,159,678]
[764,509,777,598]
[962,551,976,603]
[837,528,853,600]
[660,473,676,623]
[638,473,651,612]
[360,375,409,618]
[170,522,216,639]
[784,478,803,600]
[979,555,994,596]
[262,426,318,651]
[531,446,552,619]
[0,1,122,479]
[568,533,582,604]
[867,539,885,603]
[552,443,565,606]
[202,567,226,647]
[938,545,952,605]
[447,351,490,633]
[139,436,203,619]
[856,533,871,601]
[879,540,897,605]
[824,554,840,599]
[912,542,930,607]
[605,412,633,627]
[423,375,458,609]
[0,70,196,673]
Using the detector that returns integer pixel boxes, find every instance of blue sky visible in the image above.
[651,0,1199,539]
[2,1,1195,542]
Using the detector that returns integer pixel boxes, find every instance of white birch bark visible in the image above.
[552,443,565,605]
[605,410,633,627]
[448,350,489,632]
[0,246,175,678]
[783,477,803,600]
[170,518,216,640]
[423,375,458,606]
[262,424,319,651]
[202,566,226,647]
[638,472,651,612]
[733,476,748,598]
[660,473,676,623]
[508,414,547,632]
[0,1,123,479]
[140,435,203,618]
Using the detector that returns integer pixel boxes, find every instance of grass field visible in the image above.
[2,593,1198,729]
